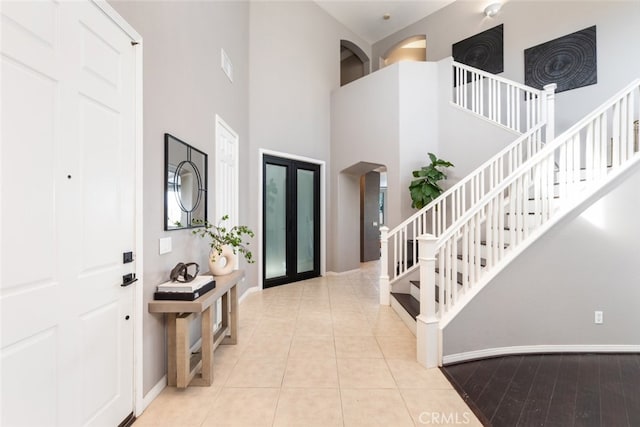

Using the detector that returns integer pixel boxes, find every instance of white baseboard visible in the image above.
[325,268,360,276]
[140,375,167,413]
[239,285,260,303]
[443,344,640,365]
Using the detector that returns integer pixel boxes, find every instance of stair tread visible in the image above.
[480,240,509,248]
[391,292,420,320]
[528,196,560,201]
[456,254,487,267]
[434,268,464,285]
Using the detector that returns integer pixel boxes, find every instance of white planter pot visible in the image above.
[208,245,236,276]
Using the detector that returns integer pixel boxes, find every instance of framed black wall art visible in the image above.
[524,26,597,93]
[453,24,504,74]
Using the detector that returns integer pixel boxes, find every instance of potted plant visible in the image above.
[192,215,255,276]
[409,153,454,209]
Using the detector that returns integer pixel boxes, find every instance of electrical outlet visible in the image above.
[594,310,603,324]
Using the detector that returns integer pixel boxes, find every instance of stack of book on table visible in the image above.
[154,275,216,301]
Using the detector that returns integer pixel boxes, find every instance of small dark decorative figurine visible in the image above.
[169,262,200,283]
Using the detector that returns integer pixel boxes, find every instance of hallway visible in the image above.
[134,262,480,426]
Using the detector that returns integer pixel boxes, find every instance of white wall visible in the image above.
[330,60,517,271]
[373,1,640,134]
[249,1,371,279]
[443,161,640,357]
[330,65,400,272]
[109,0,250,396]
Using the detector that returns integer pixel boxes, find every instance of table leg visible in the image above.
[166,313,177,387]
[175,313,190,388]
[222,283,238,345]
[199,306,213,385]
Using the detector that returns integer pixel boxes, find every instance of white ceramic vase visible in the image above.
[208,245,236,276]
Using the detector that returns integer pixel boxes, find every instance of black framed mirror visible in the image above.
[164,133,207,230]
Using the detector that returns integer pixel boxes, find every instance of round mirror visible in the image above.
[173,160,203,213]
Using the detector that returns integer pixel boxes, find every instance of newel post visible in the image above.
[543,83,557,142]
[379,226,390,306]
[416,234,439,368]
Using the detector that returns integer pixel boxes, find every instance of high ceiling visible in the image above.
[315,0,457,45]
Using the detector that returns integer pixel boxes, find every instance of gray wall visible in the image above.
[443,161,640,357]
[248,1,370,277]
[373,1,640,134]
[110,0,371,394]
[109,0,250,395]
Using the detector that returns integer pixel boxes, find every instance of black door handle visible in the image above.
[121,273,138,287]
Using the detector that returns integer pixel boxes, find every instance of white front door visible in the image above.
[1,1,137,426]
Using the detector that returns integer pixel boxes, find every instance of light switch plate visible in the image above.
[159,237,172,255]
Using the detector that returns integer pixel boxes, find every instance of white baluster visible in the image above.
[613,101,621,168]
[379,226,390,305]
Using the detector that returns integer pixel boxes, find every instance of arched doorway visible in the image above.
[381,35,426,68]
[340,161,387,263]
[340,40,370,86]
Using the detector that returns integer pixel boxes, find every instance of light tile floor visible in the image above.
[134,262,481,427]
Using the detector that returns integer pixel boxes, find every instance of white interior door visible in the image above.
[215,115,239,228]
[1,1,137,426]
[214,115,239,327]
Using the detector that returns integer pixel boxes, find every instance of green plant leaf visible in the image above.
[408,153,454,209]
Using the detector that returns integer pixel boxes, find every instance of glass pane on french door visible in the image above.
[297,169,315,273]
[265,164,287,280]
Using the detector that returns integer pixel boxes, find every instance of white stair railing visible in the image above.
[417,78,640,368]
[453,61,556,139]
[380,61,556,305]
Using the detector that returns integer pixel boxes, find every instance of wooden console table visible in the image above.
[148,270,243,388]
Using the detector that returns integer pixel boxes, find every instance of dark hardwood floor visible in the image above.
[441,354,640,427]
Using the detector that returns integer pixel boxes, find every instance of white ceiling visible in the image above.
[315,0,457,45]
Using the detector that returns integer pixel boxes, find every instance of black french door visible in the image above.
[263,155,320,288]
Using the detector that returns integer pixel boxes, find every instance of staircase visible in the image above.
[380,63,640,367]
[380,61,556,308]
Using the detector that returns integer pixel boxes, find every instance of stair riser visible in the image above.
[410,282,420,300]
[480,243,505,260]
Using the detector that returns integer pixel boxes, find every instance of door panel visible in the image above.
[1,1,136,426]
[1,328,58,426]
[263,156,320,287]
[1,56,58,291]
[265,163,288,280]
[361,171,381,262]
[296,169,315,274]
